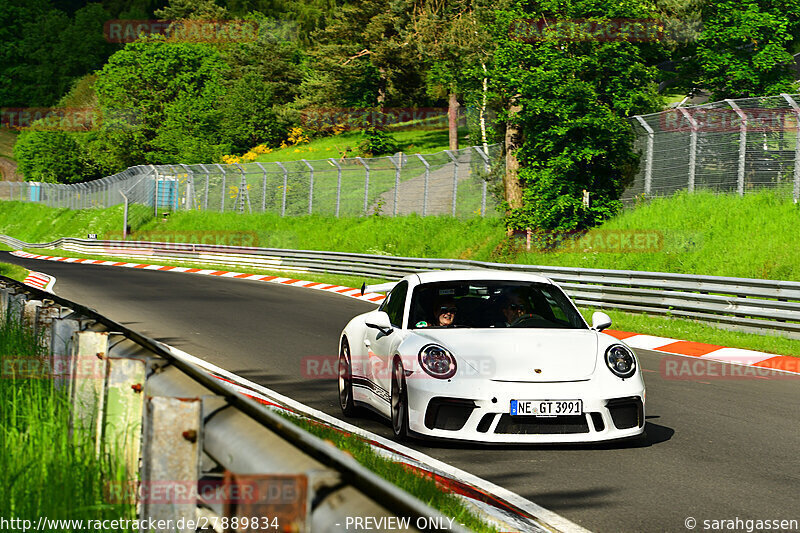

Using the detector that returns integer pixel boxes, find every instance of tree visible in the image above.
[94,38,230,165]
[299,0,428,113]
[492,0,665,234]
[687,0,800,100]
[218,14,304,152]
[404,0,494,150]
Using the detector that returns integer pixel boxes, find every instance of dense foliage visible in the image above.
[4,0,800,232]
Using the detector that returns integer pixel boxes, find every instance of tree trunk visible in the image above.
[504,94,523,212]
[448,92,460,151]
[480,62,489,154]
[377,67,387,109]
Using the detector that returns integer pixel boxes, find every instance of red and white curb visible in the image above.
[164,344,584,533]
[605,330,800,376]
[22,270,55,292]
[10,250,386,304]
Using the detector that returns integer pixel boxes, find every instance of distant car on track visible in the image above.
[338,270,645,443]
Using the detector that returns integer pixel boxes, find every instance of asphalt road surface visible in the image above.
[4,251,798,532]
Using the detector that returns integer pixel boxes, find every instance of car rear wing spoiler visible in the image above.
[360,281,398,296]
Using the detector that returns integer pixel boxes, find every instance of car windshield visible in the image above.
[408,280,587,329]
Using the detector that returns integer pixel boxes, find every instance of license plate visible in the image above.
[510,399,583,417]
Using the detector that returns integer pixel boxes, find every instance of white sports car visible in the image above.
[338,270,645,443]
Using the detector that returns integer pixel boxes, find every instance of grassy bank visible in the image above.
[1,189,798,280]
[253,127,469,164]
[511,189,800,280]
[0,316,134,525]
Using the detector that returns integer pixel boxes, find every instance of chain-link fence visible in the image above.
[0,145,504,225]
[626,93,800,204]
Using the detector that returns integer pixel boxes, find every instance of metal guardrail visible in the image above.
[0,275,472,533]
[4,234,800,339]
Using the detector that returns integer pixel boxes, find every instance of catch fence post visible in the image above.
[215,164,227,212]
[276,162,288,216]
[473,146,490,216]
[357,157,369,215]
[255,162,268,212]
[302,159,314,214]
[678,108,698,192]
[389,154,401,216]
[634,115,655,196]
[781,94,800,204]
[445,150,458,216]
[727,99,748,196]
[329,158,342,217]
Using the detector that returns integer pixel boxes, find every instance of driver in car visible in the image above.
[499,292,535,327]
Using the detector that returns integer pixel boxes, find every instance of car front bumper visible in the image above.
[406,376,645,443]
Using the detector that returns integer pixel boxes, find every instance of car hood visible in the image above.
[412,328,599,382]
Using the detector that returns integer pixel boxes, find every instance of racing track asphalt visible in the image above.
[3,251,798,533]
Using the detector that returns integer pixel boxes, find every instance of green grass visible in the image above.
[0,316,135,526]
[281,414,497,533]
[0,200,505,259]
[0,261,29,282]
[580,308,800,357]
[510,189,800,280]
[254,127,470,163]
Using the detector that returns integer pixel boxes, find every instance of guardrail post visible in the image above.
[389,154,401,216]
[329,158,342,216]
[34,302,60,351]
[141,396,202,532]
[22,299,42,329]
[445,150,458,216]
[7,290,27,323]
[69,331,109,442]
[50,315,81,390]
[276,162,288,216]
[302,159,314,214]
[255,162,268,212]
[357,157,369,215]
[727,99,748,196]
[781,94,800,204]
[634,115,655,196]
[104,356,147,475]
[473,146,489,216]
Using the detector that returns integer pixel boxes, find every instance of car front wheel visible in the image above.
[391,357,409,440]
[338,338,357,416]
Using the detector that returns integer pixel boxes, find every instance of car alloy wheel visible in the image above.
[391,357,409,440]
[338,339,356,416]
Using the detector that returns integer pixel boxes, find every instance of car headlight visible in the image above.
[418,344,457,379]
[605,344,636,378]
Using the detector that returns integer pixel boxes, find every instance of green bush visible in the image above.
[357,126,400,156]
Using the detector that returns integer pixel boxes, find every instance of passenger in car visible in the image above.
[433,298,458,327]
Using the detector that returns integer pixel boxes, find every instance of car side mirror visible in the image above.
[591,311,612,331]
[365,311,393,334]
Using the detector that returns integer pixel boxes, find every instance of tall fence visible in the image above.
[0,145,503,219]
[626,93,800,204]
